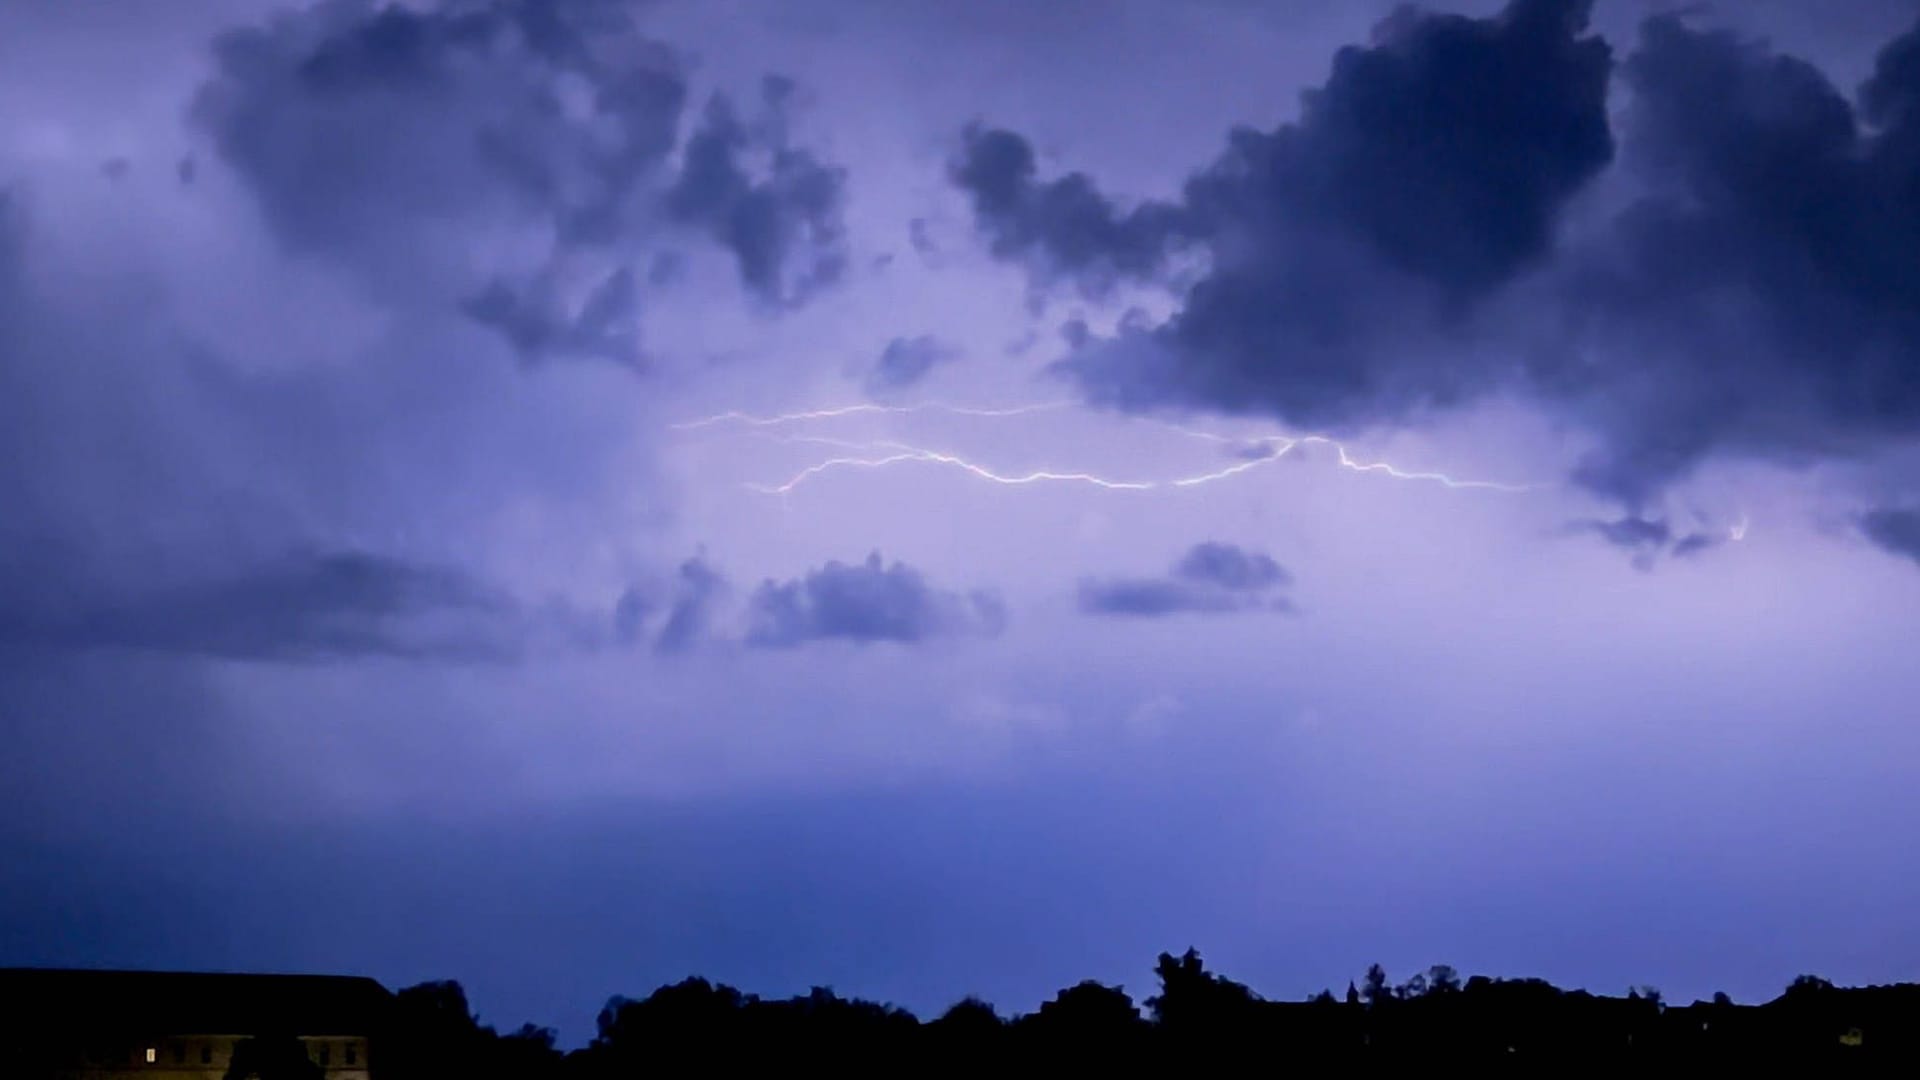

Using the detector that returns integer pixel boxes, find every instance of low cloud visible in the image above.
[1079,542,1294,618]
[746,553,1006,648]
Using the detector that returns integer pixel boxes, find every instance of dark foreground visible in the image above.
[10,952,1918,1076]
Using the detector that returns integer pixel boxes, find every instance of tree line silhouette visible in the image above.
[350,952,1919,1076]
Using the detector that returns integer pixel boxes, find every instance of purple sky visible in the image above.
[4,0,1920,1044]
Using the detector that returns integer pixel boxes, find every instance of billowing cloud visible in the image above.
[1079,542,1293,618]
[950,125,1184,295]
[955,0,1614,426]
[864,334,958,395]
[195,0,846,366]
[1557,13,1920,502]
[951,1,1920,514]
[745,553,1006,647]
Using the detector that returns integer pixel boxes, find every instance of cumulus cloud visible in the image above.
[745,553,1006,648]
[955,0,1613,426]
[864,334,959,395]
[1557,12,1920,502]
[1078,542,1293,617]
[951,1,1920,513]
[195,0,846,366]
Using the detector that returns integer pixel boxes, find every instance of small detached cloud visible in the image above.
[1569,514,1731,570]
[746,552,1006,648]
[864,335,959,396]
[1078,541,1294,618]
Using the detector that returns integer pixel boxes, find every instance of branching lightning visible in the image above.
[673,401,1543,497]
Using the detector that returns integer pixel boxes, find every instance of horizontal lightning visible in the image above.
[726,426,1539,497]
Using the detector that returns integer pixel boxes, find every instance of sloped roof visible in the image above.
[0,968,394,1036]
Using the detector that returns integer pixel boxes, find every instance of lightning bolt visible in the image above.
[697,414,1541,496]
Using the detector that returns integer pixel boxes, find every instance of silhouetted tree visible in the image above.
[1361,964,1391,1007]
[345,956,1920,1073]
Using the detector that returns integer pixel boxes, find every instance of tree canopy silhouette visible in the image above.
[335,956,1920,1075]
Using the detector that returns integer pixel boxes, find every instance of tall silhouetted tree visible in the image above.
[1362,964,1391,1007]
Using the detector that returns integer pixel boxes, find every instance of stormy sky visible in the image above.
[4,0,1920,1041]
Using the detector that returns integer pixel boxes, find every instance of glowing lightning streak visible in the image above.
[740,430,1539,496]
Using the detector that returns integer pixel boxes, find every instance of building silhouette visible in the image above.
[2,969,391,1079]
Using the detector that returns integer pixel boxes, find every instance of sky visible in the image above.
[3,0,1920,1044]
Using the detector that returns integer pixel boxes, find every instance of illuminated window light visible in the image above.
[145,1047,156,1063]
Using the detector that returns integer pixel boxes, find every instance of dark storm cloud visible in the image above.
[0,550,523,663]
[1078,542,1293,618]
[952,2,1920,512]
[666,83,849,305]
[1556,12,1920,502]
[1860,508,1920,566]
[950,125,1187,294]
[745,553,1006,648]
[864,335,958,395]
[195,0,846,365]
[955,0,1613,425]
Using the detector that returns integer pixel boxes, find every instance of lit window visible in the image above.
[146,1047,157,1063]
